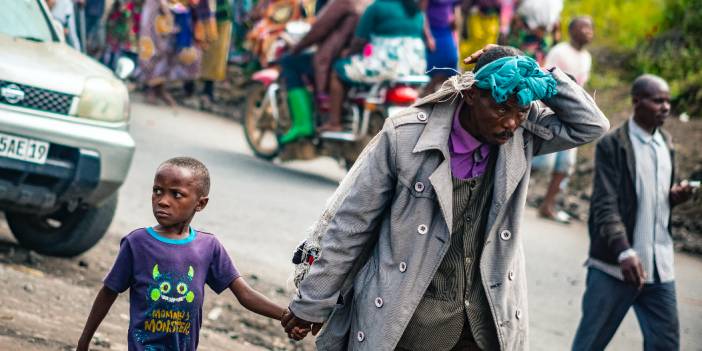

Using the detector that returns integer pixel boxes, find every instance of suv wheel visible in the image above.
[6,193,118,257]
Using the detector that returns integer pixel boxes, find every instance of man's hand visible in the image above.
[620,255,646,289]
[281,309,323,340]
[463,44,498,65]
[670,183,695,206]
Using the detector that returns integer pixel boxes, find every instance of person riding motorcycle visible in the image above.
[320,0,427,132]
[278,0,372,144]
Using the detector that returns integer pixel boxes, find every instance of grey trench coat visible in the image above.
[289,68,609,351]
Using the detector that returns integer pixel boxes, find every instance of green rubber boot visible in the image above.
[279,88,315,144]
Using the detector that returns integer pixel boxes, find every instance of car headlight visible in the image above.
[76,77,129,122]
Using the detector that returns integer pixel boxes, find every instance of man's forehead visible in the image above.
[479,89,528,108]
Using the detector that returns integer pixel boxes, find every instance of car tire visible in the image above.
[6,193,118,257]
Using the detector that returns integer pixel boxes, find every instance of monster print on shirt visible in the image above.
[141,264,196,336]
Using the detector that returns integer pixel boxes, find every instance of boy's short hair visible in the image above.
[160,157,210,196]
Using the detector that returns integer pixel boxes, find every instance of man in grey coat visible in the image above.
[282,45,609,350]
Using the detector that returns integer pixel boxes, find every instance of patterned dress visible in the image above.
[334,0,426,84]
[138,0,214,86]
[200,0,233,81]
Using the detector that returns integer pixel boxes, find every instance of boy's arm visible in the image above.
[77,286,119,351]
[229,277,286,320]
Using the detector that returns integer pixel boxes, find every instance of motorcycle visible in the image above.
[242,22,429,169]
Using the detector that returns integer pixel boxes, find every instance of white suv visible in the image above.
[0,0,135,256]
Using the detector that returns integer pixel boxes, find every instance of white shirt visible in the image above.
[588,119,675,283]
[516,0,563,31]
[545,42,591,86]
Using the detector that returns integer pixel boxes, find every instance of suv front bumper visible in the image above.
[0,106,134,212]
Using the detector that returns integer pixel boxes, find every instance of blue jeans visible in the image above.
[572,268,679,351]
[280,52,314,89]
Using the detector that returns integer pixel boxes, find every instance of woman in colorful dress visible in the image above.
[199,0,234,105]
[103,0,142,71]
[138,0,215,105]
[319,0,426,132]
[421,0,460,95]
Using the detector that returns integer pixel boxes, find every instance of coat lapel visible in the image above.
[617,121,637,185]
[413,101,458,234]
[488,128,527,229]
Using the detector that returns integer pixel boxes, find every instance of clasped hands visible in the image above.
[281,309,323,341]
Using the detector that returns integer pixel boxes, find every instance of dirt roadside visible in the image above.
[0,217,314,351]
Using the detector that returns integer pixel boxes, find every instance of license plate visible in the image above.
[0,133,50,164]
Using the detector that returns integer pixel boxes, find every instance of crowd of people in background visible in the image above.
[46,0,606,221]
[47,0,573,104]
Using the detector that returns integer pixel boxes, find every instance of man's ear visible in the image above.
[464,86,477,106]
[632,96,640,108]
[195,196,209,212]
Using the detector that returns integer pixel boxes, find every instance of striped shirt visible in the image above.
[588,118,674,283]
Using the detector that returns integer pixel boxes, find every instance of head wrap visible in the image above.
[473,55,558,106]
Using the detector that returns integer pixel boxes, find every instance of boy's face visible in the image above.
[152,164,208,229]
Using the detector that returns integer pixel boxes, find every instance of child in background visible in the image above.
[77,157,287,350]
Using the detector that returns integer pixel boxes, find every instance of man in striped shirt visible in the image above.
[572,75,695,351]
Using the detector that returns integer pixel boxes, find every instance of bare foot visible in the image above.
[145,89,159,105]
[538,205,555,219]
[539,206,571,224]
[158,89,177,108]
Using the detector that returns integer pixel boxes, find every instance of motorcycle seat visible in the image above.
[392,75,431,86]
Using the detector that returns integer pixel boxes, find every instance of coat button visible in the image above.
[375,297,384,308]
[417,224,428,235]
[508,271,514,280]
[357,331,365,342]
[417,112,427,121]
[414,181,425,192]
[515,309,522,320]
[500,230,512,241]
[399,261,407,272]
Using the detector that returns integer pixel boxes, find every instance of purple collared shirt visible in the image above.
[449,103,491,179]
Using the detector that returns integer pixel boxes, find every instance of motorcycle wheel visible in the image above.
[243,82,287,160]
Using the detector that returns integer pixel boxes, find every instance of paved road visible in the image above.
[116,101,702,350]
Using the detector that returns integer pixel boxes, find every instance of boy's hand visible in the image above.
[281,308,322,340]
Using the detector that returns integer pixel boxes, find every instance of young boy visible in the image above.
[77,157,287,350]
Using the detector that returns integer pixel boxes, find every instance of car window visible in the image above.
[0,0,55,42]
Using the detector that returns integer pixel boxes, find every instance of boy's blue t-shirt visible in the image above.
[104,227,240,351]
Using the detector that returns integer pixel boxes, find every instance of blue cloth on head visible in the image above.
[474,56,557,106]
